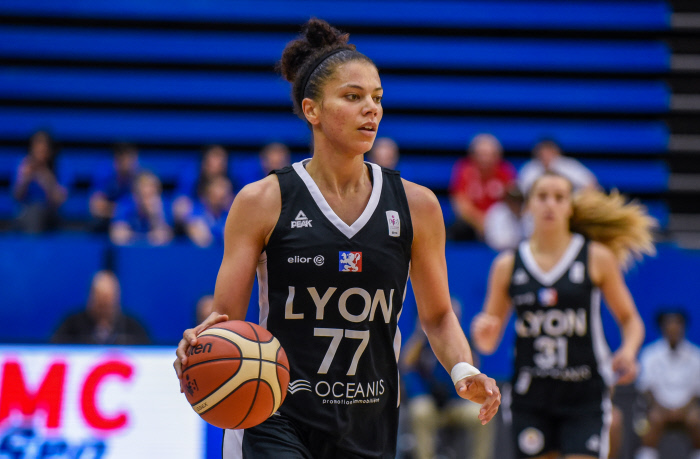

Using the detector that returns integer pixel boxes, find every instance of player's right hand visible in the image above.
[456,373,501,425]
[470,312,502,355]
[173,311,229,388]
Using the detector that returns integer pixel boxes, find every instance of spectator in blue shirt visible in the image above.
[90,143,140,231]
[110,171,172,246]
[172,144,233,231]
[12,130,66,233]
[185,176,233,247]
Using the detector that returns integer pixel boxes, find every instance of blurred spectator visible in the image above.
[483,185,527,251]
[110,171,172,246]
[401,298,494,459]
[635,309,700,459]
[260,142,291,176]
[52,270,150,345]
[518,139,597,195]
[90,143,140,232]
[447,133,516,240]
[12,130,66,232]
[196,295,215,324]
[234,142,292,187]
[368,137,399,169]
[186,176,233,247]
[172,144,233,231]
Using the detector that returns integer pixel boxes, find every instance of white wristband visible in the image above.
[451,362,481,385]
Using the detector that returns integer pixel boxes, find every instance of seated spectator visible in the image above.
[186,176,233,247]
[367,137,399,169]
[260,142,291,176]
[401,298,494,459]
[51,270,150,345]
[483,185,527,251]
[635,309,700,459]
[110,171,172,246]
[447,133,516,240]
[90,142,140,232]
[172,144,233,230]
[12,130,66,232]
[235,142,292,187]
[518,138,597,195]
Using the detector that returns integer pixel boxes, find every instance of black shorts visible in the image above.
[223,413,379,459]
[510,404,612,459]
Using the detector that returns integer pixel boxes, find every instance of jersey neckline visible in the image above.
[292,159,383,239]
[519,233,585,286]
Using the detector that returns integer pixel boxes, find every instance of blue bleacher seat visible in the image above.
[0,149,23,219]
[0,107,669,153]
[0,0,670,31]
[139,153,200,190]
[0,67,670,114]
[0,26,671,73]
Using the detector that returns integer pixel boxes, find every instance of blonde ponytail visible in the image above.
[570,189,657,268]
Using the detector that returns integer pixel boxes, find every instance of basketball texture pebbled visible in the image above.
[181,320,290,429]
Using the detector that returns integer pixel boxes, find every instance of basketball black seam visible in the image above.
[233,322,264,429]
[195,377,259,414]
[182,356,289,374]
[206,325,276,344]
[188,323,288,424]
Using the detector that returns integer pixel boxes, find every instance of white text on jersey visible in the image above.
[284,286,394,323]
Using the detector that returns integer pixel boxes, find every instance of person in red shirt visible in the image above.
[448,133,516,241]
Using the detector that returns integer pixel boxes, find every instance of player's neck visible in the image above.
[306,148,370,197]
[529,229,572,257]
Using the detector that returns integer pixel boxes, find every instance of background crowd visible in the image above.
[10,129,600,253]
[16,128,697,459]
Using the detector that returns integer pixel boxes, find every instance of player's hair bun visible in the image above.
[278,18,353,83]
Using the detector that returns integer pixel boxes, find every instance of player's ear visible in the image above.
[302,98,321,126]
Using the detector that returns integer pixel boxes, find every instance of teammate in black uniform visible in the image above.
[471,172,654,459]
[173,18,500,458]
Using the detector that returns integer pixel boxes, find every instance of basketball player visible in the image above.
[174,18,500,458]
[471,172,655,459]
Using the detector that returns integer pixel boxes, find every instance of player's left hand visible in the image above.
[611,348,638,385]
[456,373,500,425]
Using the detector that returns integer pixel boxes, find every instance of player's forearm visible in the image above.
[619,312,645,356]
[422,310,474,372]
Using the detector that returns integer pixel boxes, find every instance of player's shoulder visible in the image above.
[492,250,516,278]
[235,175,281,208]
[401,178,440,216]
[236,174,280,200]
[588,240,616,264]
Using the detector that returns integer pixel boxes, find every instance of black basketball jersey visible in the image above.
[507,234,613,413]
[256,159,412,458]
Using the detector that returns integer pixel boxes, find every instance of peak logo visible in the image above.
[291,210,312,228]
[339,252,362,272]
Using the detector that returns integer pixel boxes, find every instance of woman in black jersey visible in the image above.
[471,172,654,459]
[173,18,500,459]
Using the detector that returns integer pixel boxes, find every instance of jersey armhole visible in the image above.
[261,170,288,252]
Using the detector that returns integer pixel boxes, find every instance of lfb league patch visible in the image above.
[538,287,558,307]
[386,211,400,237]
[339,251,362,272]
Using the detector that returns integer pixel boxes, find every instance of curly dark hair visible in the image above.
[277,18,376,121]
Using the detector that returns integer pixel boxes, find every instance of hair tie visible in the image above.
[296,48,348,109]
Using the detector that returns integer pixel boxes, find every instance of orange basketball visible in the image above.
[181,320,290,429]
